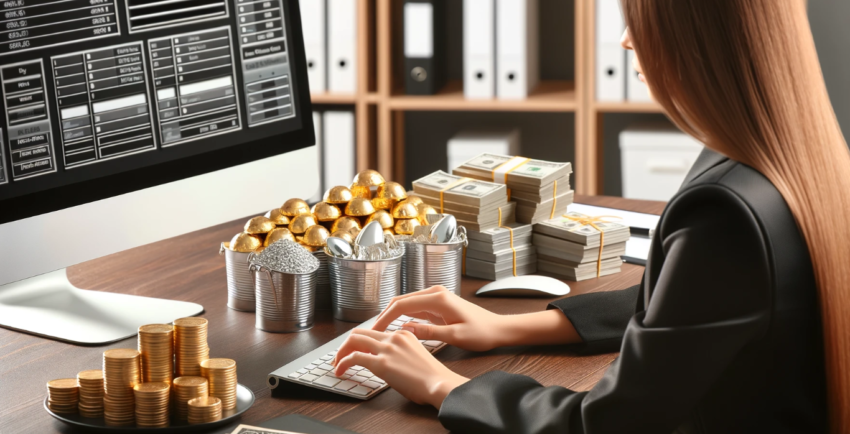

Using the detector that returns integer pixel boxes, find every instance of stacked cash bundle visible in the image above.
[452,154,574,224]
[465,223,536,280]
[532,212,630,281]
[412,170,515,232]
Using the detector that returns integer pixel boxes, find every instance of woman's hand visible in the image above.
[332,328,468,409]
[370,286,508,351]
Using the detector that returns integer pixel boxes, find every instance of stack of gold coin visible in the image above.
[172,376,209,421]
[200,358,237,410]
[134,382,170,428]
[138,324,174,383]
[46,379,79,414]
[76,370,104,418]
[187,396,222,424]
[174,317,210,376]
[103,349,141,426]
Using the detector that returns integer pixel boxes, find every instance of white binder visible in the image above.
[495,0,539,100]
[310,110,324,202]
[300,0,326,94]
[626,50,652,102]
[327,0,358,93]
[322,111,355,190]
[595,0,625,101]
[463,0,495,99]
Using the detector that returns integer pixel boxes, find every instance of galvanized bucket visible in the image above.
[312,250,331,310]
[402,239,465,295]
[328,255,402,322]
[249,263,316,333]
[219,242,255,312]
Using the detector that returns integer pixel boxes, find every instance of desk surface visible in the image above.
[0,195,665,434]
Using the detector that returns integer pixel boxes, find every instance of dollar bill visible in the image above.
[413,170,507,207]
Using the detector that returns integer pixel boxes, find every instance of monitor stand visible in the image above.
[0,269,204,345]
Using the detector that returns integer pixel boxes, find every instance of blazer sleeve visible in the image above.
[439,185,773,434]
[547,284,641,354]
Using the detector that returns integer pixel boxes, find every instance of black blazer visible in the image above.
[439,149,827,433]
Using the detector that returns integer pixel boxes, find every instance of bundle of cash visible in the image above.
[412,170,516,232]
[464,223,536,281]
[532,212,630,281]
[452,154,574,224]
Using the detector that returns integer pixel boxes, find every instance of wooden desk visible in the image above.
[0,196,664,434]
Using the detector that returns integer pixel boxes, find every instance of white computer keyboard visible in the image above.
[267,315,447,400]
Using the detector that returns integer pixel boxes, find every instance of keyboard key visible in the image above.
[306,364,317,370]
[314,376,342,388]
[351,366,364,371]
[413,319,429,324]
[341,374,351,380]
[297,368,308,374]
[320,355,333,361]
[391,320,404,326]
[299,374,318,382]
[361,380,381,389]
[312,359,324,365]
[344,369,357,376]
[359,371,374,378]
[288,372,301,378]
[386,325,400,331]
[310,368,329,376]
[349,386,372,396]
[372,377,386,384]
[349,375,368,383]
[319,363,334,371]
[424,340,441,347]
[334,380,358,391]
[399,315,412,321]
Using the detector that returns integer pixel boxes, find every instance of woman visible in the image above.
[333,1,850,432]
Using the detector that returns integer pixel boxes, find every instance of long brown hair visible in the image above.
[622,0,850,430]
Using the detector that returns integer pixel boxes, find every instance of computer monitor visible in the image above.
[0,0,318,344]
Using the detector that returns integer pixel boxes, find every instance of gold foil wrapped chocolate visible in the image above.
[345,198,376,217]
[331,216,361,233]
[405,195,424,207]
[383,228,395,236]
[394,218,421,235]
[330,230,355,244]
[229,233,262,252]
[416,203,438,224]
[280,199,311,217]
[290,214,318,234]
[372,182,406,210]
[311,202,342,222]
[264,228,296,246]
[244,216,276,235]
[392,200,419,219]
[264,209,290,226]
[366,210,394,229]
[352,170,385,188]
[370,197,392,210]
[324,186,353,205]
[349,185,372,200]
[303,225,330,247]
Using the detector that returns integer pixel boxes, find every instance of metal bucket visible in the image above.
[312,250,331,310]
[402,240,465,295]
[328,255,402,322]
[250,264,316,333]
[220,242,255,312]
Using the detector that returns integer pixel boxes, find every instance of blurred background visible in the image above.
[303,0,850,201]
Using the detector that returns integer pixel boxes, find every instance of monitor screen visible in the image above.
[0,0,313,224]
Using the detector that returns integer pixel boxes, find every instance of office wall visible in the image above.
[809,0,850,142]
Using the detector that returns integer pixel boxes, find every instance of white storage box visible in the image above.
[620,123,703,201]
[447,128,520,172]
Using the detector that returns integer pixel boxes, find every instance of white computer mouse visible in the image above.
[475,275,571,298]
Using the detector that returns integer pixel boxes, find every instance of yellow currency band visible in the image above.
[499,207,517,277]
[439,177,474,214]
[491,157,530,201]
[550,180,558,219]
[563,213,621,278]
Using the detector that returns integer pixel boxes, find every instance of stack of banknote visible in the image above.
[452,154,573,224]
[412,170,515,232]
[532,212,630,281]
[464,223,536,280]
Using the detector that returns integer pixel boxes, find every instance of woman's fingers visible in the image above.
[333,351,380,377]
[373,286,450,327]
[372,292,454,332]
[333,332,387,368]
[400,321,455,343]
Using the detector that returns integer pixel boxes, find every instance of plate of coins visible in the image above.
[43,318,255,433]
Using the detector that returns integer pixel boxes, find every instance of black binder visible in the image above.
[403,0,446,95]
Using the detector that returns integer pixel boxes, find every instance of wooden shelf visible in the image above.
[387,80,577,112]
[309,93,358,104]
[593,101,665,113]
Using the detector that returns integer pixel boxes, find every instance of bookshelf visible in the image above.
[308,0,666,195]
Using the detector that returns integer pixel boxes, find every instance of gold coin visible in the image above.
[174,317,208,328]
[392,200,419,219]
[311,202,342,222]
[201,358,236,370]
[330,216,361,233]
[280,198,311,217]
[104,349,140,360]
[323,186,353,204]
[395,218,421,235]
[229,233,262,253]
[264,208,290,226]
[345,198,376,217]
[244,216,276,235]
[289,214,318,234]
[264,227,296,246]
[352,169,385,188]
[138,324,172,334]
[174,376,209,387]
[302,225,330,247]
[366,210,394,229]
[48,378,80,389]
[77,370,103,381]
[134,382,170,393]
[330,230,355,244]
[405,195,424,207]
[188,396,221,408]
